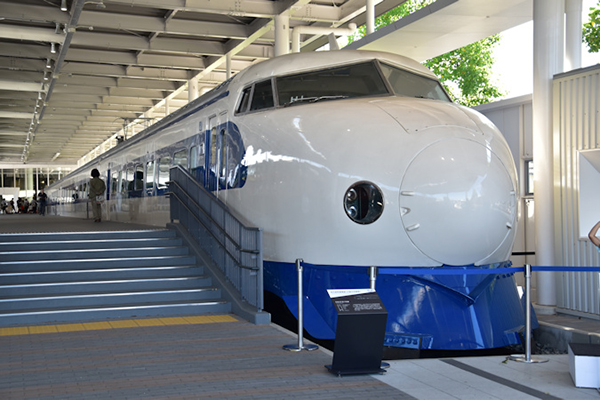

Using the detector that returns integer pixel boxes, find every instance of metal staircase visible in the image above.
[0,229,231,326]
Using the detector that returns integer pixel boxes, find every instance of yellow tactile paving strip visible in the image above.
[0,314,237,337]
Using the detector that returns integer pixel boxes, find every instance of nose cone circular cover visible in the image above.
[399,138,516,266]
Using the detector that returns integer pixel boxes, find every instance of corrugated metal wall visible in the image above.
[553,64,600,318]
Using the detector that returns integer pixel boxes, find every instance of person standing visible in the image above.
[37,189,47,216]
[89,168,106,222]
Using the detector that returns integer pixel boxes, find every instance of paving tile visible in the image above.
[0,317,407,399]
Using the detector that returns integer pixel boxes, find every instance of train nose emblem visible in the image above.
[399,138,516,266]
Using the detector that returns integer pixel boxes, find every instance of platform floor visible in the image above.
[0,315,598,400]
[1,214,600,398]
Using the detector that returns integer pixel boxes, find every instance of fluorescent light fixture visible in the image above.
[50,43,56,54]
[61,0,67,11]
[46,58,52,68]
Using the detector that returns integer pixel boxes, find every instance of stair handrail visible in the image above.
[167,189,259,269]
[167,165,263,309]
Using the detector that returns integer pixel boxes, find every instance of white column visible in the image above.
[165,98,170,116]
[565,0,582,70]
[533,0,564,306]
[188,78,199,102]
[27,168,33,196]
[366,0,375,35]
[226,53,232,80]
[274,13,290,56]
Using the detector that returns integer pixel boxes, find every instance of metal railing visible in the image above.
[168,166,263,310]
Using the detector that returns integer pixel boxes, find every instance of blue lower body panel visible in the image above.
[264,261,537,351]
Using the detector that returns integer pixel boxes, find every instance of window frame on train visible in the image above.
[157,156,171,192]
[174,148,188,169]
[146,159,155,196]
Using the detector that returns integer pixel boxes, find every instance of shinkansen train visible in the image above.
[46,50,530,352]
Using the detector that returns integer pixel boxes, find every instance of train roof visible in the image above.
[233,50,437,86]
[47,51,436,185]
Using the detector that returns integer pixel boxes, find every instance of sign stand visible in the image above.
[325,289,387,376]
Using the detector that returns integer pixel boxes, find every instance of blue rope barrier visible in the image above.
[378,266,600,275]
[300,262,600,275]
[377,266,524,275]
[531,266,600,272]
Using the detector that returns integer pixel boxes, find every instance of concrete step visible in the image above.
[0,265,204,285]
[0,287,222,312]
[0,275,213,297]
[0,229,176,243]
[0,227,233,327]
[0,255,197,272]
[0,299,232,326]
[0,237,183,251]
[0,245,189,261]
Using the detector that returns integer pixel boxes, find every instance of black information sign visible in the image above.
[325,290,388,376]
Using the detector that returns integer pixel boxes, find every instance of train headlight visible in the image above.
[344,182,384,224]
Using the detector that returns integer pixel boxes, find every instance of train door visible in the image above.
[207,114,227,196]
[191,121,206,185]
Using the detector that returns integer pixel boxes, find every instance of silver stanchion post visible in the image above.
[369,266,377,291]
[283,259,319,352]
[509,264,547,363]
[368,266,389,370]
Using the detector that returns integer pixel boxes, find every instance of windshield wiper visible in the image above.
[283,95,349,107]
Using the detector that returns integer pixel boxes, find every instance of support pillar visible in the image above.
[274,13,290,57]
[565,0,582,70]
[188,78,199,103]
[27,168,33,198]
[532,0,564,306]
[226,53,232,80]
[366,0,375,35]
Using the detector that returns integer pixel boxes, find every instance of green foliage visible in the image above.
[583,2,600,53]
[347,0,504,106]
[424,36,504,107]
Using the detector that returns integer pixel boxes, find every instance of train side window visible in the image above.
[249,79,274,111]
[236,86,252,114]
[219,128,227,186]
[190,146,198,169]
[199,142,205,167]
[210,127,218,168]
[111,171,118,194]
[134,164,144,191]
[146,160,155,191]
[126,167,134,191]
[158,157,171,189]
[118,171,126,193]
[174,149,188,168]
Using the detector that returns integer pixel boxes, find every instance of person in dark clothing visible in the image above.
[37,189,47,216]
[89,168,106,222]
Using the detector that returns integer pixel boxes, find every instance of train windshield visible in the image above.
[275,60,450,107]
[277,61,389,107]
[378,62,451,102]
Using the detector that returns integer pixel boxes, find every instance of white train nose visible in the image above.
[399,138,517,266]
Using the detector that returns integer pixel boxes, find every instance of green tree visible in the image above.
[583,2,600,52]
[347,0,504,106]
